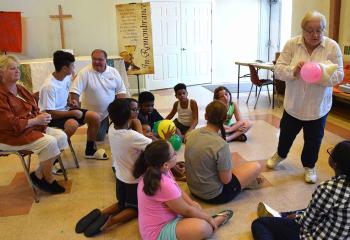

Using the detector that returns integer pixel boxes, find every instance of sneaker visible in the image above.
[267,152,285,169]
[304,167,317,184]
[52,160,63,175]
[257,202,281,218]
[46,180,65,194]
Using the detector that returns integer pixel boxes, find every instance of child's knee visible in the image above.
[85,111,101,124]
[196,219,213,238]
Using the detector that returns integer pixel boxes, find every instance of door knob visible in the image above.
[181,48,187,51]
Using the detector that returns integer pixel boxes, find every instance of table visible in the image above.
[19,55,129,95]
[234,61,277,108]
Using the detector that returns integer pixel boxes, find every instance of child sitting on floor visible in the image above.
[127,97,143,134]
[138,91,163,130]
[75,99,152,237]
[166,83,198,138]
[133,140,233,240]
[251,140,350,240]
[214,86,252,142]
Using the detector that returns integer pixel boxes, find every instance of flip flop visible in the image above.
[84,214,109,237]
[85,149,108,160]
[75,209,101,233]
[212,209,234,227]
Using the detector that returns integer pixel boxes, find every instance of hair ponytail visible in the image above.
[143,166,162,196]
[220,124,226,141]
[133,140,171,196]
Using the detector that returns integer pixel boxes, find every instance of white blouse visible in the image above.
[275,36,344,121]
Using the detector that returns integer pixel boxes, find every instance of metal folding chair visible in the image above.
[0,150,68,202]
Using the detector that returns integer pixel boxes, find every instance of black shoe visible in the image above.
[75,209,101,234]
[84,214,109,237]
[46,180,65,194]
[30,172,50,192]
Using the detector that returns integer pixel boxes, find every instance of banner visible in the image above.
[116,3,154,75]
[0,12,22,53]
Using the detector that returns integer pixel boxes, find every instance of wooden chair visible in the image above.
[246,65,275,109]
[0,150,67,202]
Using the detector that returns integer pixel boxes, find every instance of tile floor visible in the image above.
[0,85,349,240]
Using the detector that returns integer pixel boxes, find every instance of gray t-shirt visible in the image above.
[185,127,232,199]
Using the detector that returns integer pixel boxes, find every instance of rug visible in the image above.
[202,82,253,93]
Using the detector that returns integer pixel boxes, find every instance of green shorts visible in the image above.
[157,217,181,240]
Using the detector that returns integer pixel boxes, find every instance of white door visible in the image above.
[146,2,182,90]
[147,1,212,90]
[181,2,212,85]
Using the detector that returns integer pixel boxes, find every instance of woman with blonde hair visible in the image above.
[0,55,68,194]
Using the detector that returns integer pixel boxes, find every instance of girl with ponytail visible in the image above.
[185,101,262,204]
[213,86,252,142]
[134,140,233,240]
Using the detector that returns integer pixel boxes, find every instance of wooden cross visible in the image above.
[49,5,72,49]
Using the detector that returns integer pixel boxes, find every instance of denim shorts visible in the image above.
[157,217,181,240]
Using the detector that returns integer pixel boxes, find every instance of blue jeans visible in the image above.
[277,111,327,168]
[251,217,301,240]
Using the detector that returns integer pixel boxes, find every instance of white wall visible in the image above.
[339,0,350,62]
[291,0,330,37]
[0,0,141,58]
[212,0,261,83]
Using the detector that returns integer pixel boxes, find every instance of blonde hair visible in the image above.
[0,55,20,82]
[301,11,326,30]
[0,55,20,71]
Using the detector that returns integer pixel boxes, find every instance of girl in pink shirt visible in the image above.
[133,140,233,240]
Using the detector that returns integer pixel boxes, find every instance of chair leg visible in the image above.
[17,153,39,203]
[57,156,68,181]
[68,140,79,168]
[254,86,263,109]
[246,84,254,104]
[266,85,271,103]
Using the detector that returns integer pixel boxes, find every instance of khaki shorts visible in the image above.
[0,127,68,162]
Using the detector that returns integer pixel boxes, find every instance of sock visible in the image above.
[85,141,96,155]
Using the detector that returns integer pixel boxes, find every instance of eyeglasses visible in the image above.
[130,108,139,112]
[303,28,324,35]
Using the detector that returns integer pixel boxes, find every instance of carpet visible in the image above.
[202,82,253,93]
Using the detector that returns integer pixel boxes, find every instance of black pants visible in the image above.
[277,111,327,168]
[251,217,301,240]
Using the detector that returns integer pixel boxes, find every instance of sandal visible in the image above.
[85,148,108,160]
[234,134,247,142]
[212,209,234,227]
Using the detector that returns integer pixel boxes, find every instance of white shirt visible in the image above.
[108,126,152,184]
[275,36,344,120]
[177,99,193,126]
[70,65,126,119]
[38,74,71,111]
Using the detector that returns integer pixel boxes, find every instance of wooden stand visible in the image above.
[136,74,141,95]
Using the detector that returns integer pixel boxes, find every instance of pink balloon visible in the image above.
[300,62,322,83]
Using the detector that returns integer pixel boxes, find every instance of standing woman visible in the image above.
[267,11,344,183]
[0,55,68,194]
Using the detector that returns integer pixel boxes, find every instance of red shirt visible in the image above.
[0,83,46,146]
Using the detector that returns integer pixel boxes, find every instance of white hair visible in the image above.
[301,11,326,30]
